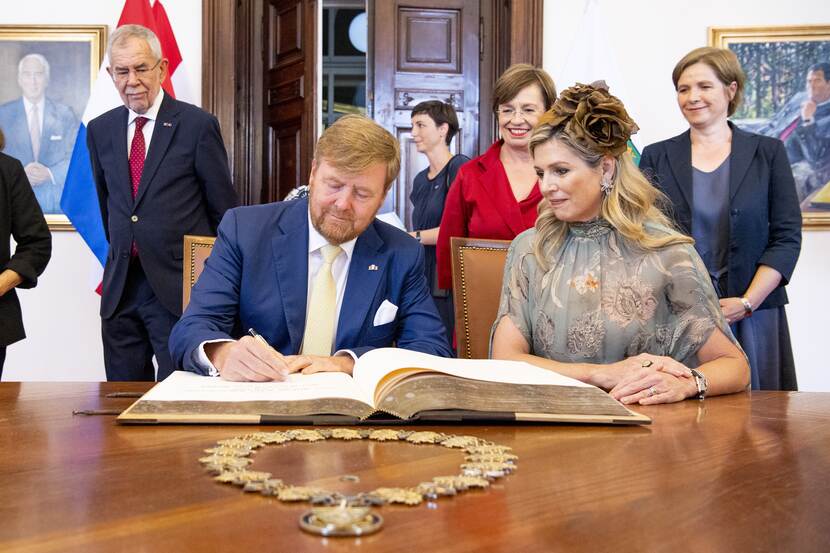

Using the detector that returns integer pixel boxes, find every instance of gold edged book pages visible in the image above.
[117,348,650,425]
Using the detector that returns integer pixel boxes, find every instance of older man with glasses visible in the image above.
[87,24,238,382]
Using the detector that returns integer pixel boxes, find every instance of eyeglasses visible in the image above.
[497,106,542,120]
[111,59,162,82]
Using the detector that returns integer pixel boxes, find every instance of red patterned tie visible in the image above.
[129,116,148,257]
[130,116,148,199]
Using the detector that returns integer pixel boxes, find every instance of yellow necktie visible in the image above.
[301,244,342,356]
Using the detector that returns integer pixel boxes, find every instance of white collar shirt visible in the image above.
[22,96,45,135]
[126,89,165,158]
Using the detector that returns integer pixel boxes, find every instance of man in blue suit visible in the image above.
[169,115,452,380]
[756,62,830,201]
[0,53,78,214]
[88,25,238,381]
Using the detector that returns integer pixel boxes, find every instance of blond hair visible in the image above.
[314,115,401,190]
[672,47,745,116]
[493,63,557,112]
[529,126,692,271]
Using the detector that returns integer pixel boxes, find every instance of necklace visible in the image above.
[199,428,517,536]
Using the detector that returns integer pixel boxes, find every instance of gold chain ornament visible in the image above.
[199,428,517,536]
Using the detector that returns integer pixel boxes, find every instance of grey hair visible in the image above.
[18,53,50,81]
[107,24,163,62]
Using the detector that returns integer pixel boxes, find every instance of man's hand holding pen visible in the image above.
[204,329,355,381]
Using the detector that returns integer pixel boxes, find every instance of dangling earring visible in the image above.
[600,175,613,195]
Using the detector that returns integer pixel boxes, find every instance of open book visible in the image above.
[118,348,650,425]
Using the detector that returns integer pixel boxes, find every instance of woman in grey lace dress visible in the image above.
[490,82,749,405]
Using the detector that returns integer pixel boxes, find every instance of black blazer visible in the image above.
[87,94,238,319]
[0,153,51,346]
[640,123,801,310]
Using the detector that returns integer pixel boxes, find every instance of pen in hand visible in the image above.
[247,328,292,377]
[248,328,284,360]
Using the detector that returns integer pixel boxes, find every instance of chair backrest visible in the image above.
[182,234,216,310]
[450,236,512,359]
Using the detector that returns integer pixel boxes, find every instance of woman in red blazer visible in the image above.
[436,64,557,289]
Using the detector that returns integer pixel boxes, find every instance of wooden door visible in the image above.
[262,0,318,203]
[371,0,481,229]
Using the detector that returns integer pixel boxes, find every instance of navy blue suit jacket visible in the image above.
[640,123,802,310]
[87,94,238,318]
[0,97,78,213]
[169,198,453,374]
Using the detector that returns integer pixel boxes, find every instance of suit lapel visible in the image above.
[110,107,133,206]
[728,122,759,201]
[11,100,33,157]
[40,100,57,156]
[134,94,180,207]
[666,131,693,211]
[336,222,384,349]
[272,200,311,353]
[478,142,526,235]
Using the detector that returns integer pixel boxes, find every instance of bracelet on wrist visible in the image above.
[740,296,753,316]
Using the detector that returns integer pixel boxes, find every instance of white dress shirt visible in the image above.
[195,209,359,375]
[22,97,44,135]
[126,89,165,157]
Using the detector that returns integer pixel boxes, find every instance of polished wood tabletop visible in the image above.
[1,383,829,552]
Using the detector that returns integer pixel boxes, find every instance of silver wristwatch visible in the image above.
[689,368,708,400]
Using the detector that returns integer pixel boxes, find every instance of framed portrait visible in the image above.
[0,25,106,230]
[710,25,830,230]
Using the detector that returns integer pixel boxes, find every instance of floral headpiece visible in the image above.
[538,81,638,157]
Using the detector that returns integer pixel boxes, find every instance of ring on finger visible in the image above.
[648,386,657,397]
[641,360,653,368]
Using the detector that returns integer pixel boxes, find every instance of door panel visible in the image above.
[372,0,480,229]
[263,0,317,203]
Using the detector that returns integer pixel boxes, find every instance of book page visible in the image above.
[141,371,371,405]
[352,348,593,403]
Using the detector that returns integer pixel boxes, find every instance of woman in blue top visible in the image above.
[640,47,802,390]
[409,101,470,346]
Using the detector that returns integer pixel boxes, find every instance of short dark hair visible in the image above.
[411,100,459,146]
[808,63,830,81]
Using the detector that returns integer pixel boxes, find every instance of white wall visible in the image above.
[544,0,830,391]
[1,0,202,381]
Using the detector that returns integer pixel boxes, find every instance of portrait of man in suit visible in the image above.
[169,114,453,382]
[756,62,830,203]
[0,53,79,214]
[87,24,238,382]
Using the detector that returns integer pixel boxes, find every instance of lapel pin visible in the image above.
[162,121,173,127]
[368,264,379,271]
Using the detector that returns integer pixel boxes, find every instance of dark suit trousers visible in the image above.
[0,346,5,380]
[102,258,178,381]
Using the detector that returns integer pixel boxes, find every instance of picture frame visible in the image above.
[0,25,106,231]
[710,25,830,230]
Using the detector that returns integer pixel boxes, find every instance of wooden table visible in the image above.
[1,383,829,552]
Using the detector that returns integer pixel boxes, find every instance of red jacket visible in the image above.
[436,141,542,289]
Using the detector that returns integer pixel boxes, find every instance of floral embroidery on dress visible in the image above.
[626,324,672,357]
[532,311,556,354]
[567,310,605,357]
[602,276,657,328]
[568,271,600,295]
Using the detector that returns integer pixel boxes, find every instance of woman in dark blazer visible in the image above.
[640,47,801,391]
[0,127,52,377]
